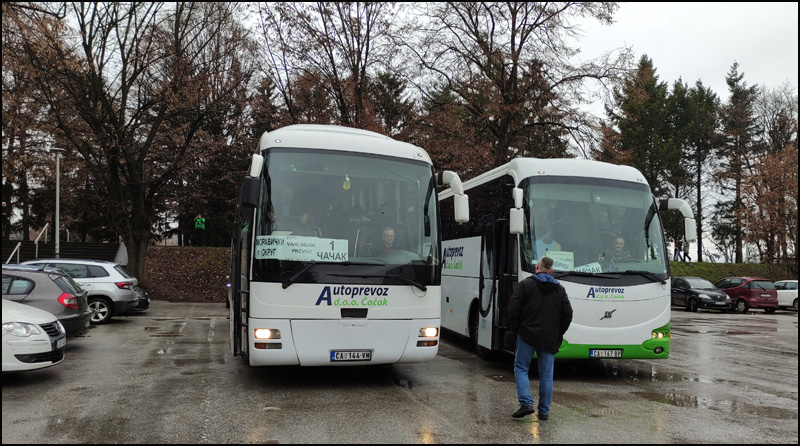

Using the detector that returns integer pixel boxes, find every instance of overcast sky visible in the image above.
[574,2,799,115]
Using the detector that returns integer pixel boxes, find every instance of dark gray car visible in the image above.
[1,264,92,337]
[671,276,732,312]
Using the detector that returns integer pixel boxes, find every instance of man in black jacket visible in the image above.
[508,256,573,420]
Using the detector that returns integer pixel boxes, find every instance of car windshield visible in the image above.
[685,277,716,289]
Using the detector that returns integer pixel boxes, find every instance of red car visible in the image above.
[715,277,779,314]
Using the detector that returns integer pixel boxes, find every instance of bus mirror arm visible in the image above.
[439,170,469,223]
[658,198,697,244]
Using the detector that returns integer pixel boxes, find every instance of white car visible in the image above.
[2,299,66,372]
[774,280,798,312]
[22,259,139,324]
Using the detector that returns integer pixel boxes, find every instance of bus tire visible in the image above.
[469,304,492,360]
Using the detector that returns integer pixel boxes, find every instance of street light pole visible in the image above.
[50,147,66,258]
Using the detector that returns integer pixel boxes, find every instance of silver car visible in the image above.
[22,259,139,324]
[2,264,91,336]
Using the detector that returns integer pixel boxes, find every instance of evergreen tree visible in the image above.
[598,55,680,197]
[684,81,721,262]
[715,62,760,263]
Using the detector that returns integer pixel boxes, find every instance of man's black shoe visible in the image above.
[537,413,549,420]
[512,406,535,418]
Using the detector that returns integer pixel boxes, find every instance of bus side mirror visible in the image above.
[659,198,697,243]
[454,194,469,223]
[684,218,697,244]
[241,177,260,208]
[439,170,469,223]
[509,208,523,234]
[512,187,523,208]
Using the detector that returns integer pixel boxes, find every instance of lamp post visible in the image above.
[50,147,66,258]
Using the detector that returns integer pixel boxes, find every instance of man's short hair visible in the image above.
[538,256,554,270]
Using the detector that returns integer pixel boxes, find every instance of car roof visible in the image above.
[22,258,119,266]
[2,264,68,275]
[719,276,770,281]
[775,279,797,282]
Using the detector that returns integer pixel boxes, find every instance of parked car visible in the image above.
[1,264,90,337]
[131,286,150,312]
[715,277,779,314]
[21,259,139,324]
[671,276,732,312]
[2,298,67,372]
[773,279,798,312]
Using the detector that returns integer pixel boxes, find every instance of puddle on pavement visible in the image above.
[633,391,798,419]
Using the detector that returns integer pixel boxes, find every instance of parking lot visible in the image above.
[2,300,797,444]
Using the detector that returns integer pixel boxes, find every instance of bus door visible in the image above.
[476,215,496,352]
[493,218,517,353]
[231,205,253,359]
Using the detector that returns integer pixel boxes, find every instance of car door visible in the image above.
[671,278,687,306]
[52,263,93,294]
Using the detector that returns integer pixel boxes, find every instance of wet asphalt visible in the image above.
[2,300,797,444]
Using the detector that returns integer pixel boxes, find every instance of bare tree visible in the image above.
[258,2,398,129]
[11,2,257,280]
[403,2,632,166]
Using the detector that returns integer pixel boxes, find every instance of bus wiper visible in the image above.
[618,270,667,284]
[552,271,620,279]
[282,261,318,289]
[328,273,427,292]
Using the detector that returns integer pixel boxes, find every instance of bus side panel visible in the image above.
[441,237,482,337]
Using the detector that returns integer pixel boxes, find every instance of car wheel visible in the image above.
[469,304,491,360]
[735,299,749,314]
[688,299,698,313]
[764,308,777,314]
[793,299,798,312]
[88,297,114,324]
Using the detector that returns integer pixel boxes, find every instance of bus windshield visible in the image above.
[519,176,668,276]
[252,148,440,285]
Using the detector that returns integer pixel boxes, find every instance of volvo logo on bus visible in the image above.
[600,309,617,320]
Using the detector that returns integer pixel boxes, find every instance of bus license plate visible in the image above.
[590,349,622,358]
[331,351,372,362]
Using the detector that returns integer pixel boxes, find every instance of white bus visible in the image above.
[230,124,468,366]
[438,158,696,360]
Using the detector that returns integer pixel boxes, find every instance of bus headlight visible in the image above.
[651,330,668,339]
[419,327,438,338]
[254,328,281,339]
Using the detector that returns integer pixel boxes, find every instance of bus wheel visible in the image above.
[469,305,491,360]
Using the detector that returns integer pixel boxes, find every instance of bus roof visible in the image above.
[257,124,432,164]
[439,157,649,198]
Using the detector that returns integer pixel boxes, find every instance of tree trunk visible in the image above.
[124,232,149,284]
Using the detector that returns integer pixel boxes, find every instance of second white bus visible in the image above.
[438,157,696,359]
